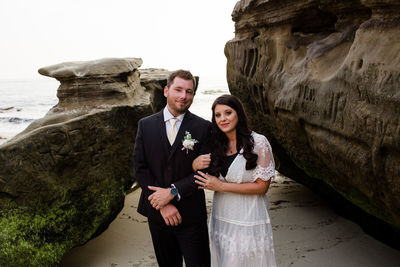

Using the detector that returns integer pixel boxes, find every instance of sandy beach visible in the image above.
[60,173,400,267]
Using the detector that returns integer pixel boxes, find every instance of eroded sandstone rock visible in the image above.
[226,0,400,235]
[0,58,180,266]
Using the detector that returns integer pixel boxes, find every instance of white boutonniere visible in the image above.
[181,131,198,154]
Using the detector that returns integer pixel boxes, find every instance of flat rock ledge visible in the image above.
[0,58,189,266]
[38,57,146,110]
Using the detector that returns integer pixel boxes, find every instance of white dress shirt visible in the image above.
[163,106,185,136]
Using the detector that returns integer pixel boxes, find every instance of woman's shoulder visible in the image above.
[251,131,271,148]
[251,131,266,142]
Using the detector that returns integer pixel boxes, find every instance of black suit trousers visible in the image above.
[148,219,210,267]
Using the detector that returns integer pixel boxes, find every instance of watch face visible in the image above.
[171,187,178,196]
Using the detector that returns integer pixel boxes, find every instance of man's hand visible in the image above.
[148,186,174,210]
[160,204,182,226]
[192,153,211,171]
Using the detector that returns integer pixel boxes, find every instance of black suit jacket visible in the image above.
[133,110,211,225]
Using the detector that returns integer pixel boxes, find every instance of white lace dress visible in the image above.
[209,132,277,267]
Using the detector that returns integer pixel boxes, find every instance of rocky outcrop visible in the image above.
[0,58,186,266]
[226,0,400,235]
[38,57,143,106]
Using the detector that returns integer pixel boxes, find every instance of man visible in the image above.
[133,70,211,267]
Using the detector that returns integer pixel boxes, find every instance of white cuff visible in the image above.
[171,184,181,201]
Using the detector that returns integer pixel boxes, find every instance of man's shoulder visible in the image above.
[139,111,162,124]
[187,112,211,126]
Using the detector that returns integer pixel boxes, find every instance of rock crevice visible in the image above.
[226,0,400,240]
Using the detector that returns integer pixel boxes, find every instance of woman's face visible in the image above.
[214,104,238,134]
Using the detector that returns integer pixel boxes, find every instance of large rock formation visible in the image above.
[226,0,400,237]
[0,58,191,266]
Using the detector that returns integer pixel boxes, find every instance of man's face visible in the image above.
[164,76,194,116]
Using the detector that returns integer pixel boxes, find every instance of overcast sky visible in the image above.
[0,0,239,86]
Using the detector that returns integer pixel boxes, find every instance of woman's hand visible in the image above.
[192,153,211,171]
[195,171,224,191]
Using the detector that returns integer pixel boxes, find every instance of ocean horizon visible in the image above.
[0,77,229,145]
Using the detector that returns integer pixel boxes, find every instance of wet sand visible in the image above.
[60,173,400,267]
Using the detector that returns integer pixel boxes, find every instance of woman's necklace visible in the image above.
[227,141,237,155]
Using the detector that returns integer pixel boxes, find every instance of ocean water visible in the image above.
[0,79,59,144]
[0,79,228,145]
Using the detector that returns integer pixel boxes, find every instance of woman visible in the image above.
[193,94,277,267]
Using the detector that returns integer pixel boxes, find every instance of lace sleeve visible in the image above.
[252,133,275,182]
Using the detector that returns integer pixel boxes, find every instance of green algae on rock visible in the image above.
[0,58,191,265]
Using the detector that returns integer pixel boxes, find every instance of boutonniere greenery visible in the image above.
[182,131,198,154]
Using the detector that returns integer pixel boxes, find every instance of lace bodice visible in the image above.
[222,131,275,183]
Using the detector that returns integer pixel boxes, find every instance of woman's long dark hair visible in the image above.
[209,94,258,176]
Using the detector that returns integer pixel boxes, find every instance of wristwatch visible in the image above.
[170,184,178,197]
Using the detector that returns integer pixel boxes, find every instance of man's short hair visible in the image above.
[167,69,196,89]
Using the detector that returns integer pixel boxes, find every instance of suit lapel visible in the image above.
[155,111,170,157]
[168,111,194,160]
